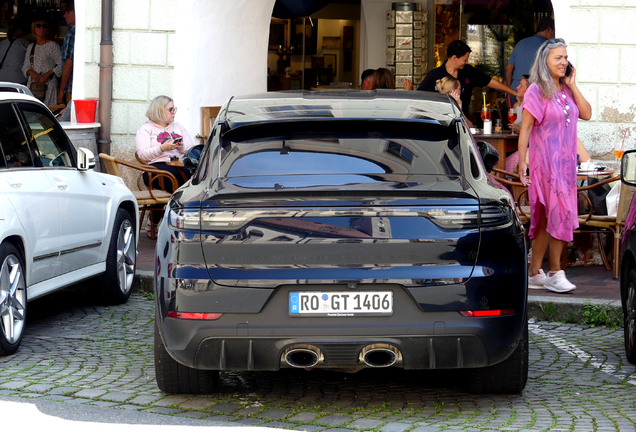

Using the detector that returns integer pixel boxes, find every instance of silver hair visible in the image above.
[146,95,173,123]
[529,38,568,99]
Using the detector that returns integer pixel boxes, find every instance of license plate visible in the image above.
[289,291,393,317]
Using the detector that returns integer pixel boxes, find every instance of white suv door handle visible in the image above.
[5,176,22,189]
[51,176,68,190]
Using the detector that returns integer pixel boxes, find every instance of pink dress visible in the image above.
[523,83,579,242]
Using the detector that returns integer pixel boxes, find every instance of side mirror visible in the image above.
[476,141,500,173]
[182,144,204,174]
[622,150,636,186]
[77,147,95,171]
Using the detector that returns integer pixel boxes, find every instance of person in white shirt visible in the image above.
[0,19,29,84]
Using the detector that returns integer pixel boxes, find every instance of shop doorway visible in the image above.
[430,0,554,124]
[0,0,68,45]
[434,0,554,78]
[267,1,361,91]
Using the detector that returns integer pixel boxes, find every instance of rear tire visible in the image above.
[154,320,219,394]
[467,320,528,394]
[0,243,27,356]
[99,208,136,305]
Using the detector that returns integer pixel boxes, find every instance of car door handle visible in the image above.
[5,176,22,188]
[51,176,68,190]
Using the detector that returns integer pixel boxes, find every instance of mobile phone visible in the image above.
[173,138,183,144]
[565,62,573,77]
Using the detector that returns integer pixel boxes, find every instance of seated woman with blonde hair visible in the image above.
[435,76,462,109]
[136,95,194,235]
[135,95,194,193]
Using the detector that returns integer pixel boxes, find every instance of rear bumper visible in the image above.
[157,301,525,371]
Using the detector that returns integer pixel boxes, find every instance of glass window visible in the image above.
[0,103,33,169]
[221,123,460,178]
[19,103,74,168]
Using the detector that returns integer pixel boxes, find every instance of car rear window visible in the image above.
[220,122,460,177]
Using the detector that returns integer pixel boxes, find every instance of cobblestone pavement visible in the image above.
[2,286,636,431]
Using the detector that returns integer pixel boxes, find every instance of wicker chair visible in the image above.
[577,175,634,278]
[99,153,178,239]
[492,168,530,224]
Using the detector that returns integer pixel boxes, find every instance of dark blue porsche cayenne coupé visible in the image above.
[153,90,528,394]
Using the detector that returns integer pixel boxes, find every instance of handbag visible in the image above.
[28,43,47,102]
[587,176,611,216]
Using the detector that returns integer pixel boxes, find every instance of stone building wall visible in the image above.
[557,0,636,166]
[84,0,177,186]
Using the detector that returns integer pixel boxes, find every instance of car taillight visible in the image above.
[166,312,223,320]
[167,206,512,232]
[169,208,416,232]
[459,309,515,317]
[425,205,512,229]
[168,208,201,231]
[479,206,513,227]
[424,208,479,229]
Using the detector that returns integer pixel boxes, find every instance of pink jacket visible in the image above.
[135,121,194,164]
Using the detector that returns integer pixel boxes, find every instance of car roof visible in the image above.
[0,83,46,106]
[0,82,33,97]
[223,89,462,130]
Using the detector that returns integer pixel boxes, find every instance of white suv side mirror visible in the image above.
[77,147,96,171]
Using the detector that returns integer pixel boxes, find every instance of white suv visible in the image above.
[0,91,138,355]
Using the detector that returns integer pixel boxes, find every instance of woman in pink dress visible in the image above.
[518,39,592,293]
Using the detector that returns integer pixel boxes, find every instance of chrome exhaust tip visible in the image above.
[360,344,400,367]
[283,345,322,368]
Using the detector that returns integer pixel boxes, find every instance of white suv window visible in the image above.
[19,103,74,168]
[0,103,33,169]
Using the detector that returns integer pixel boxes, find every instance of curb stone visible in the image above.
[528,295,621,325]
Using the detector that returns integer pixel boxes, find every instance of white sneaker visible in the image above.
[543,270,576,293]
[528,269,547,289]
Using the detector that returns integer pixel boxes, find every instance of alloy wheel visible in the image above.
[116,219,136,294]
[0,254,25,344]
[628,319,636,354]
[628,281,636,315]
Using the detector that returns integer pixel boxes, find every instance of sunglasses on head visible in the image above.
[35,23,49,29]
[548,38,565,44]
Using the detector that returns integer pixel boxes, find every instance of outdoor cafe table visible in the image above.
[577,170,615,181]
[473,132,519,171]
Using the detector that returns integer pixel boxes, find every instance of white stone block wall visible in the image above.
[560,1,636,165]
[84,0,176,187]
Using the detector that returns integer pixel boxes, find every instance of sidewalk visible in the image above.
[135,234,623,320]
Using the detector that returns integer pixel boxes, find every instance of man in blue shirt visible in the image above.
[58,0,75,105]
[505,17,554,105]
